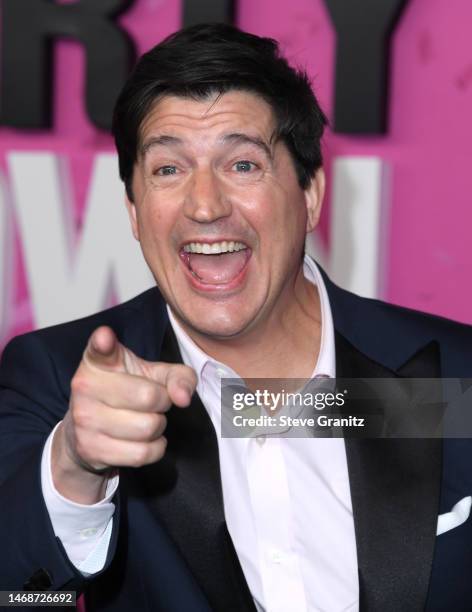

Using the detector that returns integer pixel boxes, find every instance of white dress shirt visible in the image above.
[41,255,359,610]
[41,422,118,575]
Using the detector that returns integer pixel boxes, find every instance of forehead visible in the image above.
[138,91,277,151]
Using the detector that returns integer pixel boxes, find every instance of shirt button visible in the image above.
[79,527,98,538]
[269,549,284,564]
[256,436,266,446]
[216,367,227,377]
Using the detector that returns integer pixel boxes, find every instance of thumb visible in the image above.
[83,326,126,373]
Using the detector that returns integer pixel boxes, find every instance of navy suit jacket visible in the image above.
[1,268,472,611]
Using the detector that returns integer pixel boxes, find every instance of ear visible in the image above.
[125,195,140,241]
[304,168,325,233]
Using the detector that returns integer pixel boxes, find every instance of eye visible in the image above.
[155,165,178,176]
[233,160,257,173]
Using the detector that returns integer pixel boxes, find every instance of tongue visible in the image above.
[188,251,248,284]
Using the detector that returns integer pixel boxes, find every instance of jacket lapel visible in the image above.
[129,322,256,612]
[335,331,442,611]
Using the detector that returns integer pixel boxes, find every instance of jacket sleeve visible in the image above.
[0,332,120,592]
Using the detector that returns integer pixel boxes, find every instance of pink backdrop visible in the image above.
[1,0,471,350]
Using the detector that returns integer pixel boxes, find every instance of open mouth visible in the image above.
[179,240,252,287]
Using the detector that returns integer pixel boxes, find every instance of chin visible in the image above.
[182,309,253,340]
[193,319,247,339]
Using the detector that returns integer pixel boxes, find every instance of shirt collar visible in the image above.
[302,255,336,378]
[166,254,336,385]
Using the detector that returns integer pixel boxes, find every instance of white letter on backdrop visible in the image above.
[8,152,153,328]
[307,156,390,298]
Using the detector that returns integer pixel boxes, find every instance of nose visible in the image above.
[183,167,232,223]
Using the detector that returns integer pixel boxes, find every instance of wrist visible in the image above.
[51,423,112,504]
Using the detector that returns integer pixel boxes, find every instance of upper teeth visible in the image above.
[183,241,247,254]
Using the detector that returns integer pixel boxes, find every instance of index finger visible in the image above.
[83,326,126,373]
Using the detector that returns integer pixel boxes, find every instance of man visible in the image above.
[1,23,472,612]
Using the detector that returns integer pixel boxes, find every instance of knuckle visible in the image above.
[132,443,151,466]
[137,383,159,409]
[139,413,166,439]
[135,414,155,438]
[71,373,90,396]
[131,437,167,466]
[155,413,167,434]
[153,436,168,461]
[72,404,92,429]
[145,413,166,438]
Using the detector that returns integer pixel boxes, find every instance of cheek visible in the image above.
[136,195,174,242]
[249,187,304,243]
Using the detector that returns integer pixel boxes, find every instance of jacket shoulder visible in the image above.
[325,274,472,375]
[1,287,168,393]
[366,294,472,341]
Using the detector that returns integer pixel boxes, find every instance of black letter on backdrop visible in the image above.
[322,0,408,134]
[182,0,234,27]
[0,0,134,130]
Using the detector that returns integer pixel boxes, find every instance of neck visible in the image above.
[179,267,322,379]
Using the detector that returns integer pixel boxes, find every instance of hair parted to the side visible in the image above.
[112,23,328,201]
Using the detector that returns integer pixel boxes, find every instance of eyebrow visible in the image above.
[140,135,183,157]
[139,132,274,160]
[221,133,273,161]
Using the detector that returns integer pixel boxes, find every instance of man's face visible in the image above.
[126,90,324,340]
